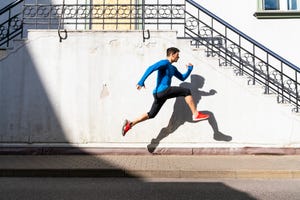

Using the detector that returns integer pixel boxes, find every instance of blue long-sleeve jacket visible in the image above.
[137,59,193,94]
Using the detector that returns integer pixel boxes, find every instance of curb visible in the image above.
[1,147,300,155]
[1,169,300,178]
[0,169,132,178]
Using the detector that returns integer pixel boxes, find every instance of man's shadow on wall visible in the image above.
[147,74,232,153]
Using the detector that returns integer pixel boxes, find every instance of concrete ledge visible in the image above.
[1,147,300,155]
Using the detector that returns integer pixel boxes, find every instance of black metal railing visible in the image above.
[0,0,24,48]
[184,0,300,112]
[21,1,186,31]
[0,0,299,112]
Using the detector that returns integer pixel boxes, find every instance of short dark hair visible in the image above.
[166,47,180,56]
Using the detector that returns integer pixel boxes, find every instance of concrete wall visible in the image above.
[1,30,300,149]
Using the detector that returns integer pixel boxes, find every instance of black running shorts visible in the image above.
[147,86,191,119]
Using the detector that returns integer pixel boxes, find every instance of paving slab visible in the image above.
[0,155,299,178]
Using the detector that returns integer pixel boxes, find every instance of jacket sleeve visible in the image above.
[137,60,166,86]
[174,65,193,81]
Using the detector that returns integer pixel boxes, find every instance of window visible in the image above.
[255,0,300,19]
[288,0,298,10]
[264,0,280,10]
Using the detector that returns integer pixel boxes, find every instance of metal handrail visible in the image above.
[0,0,23,15]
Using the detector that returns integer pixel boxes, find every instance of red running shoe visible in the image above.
[193,111,209,121]
[122,120,132,136]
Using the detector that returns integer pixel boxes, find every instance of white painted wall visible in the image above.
[0,30,300,149]
[196,0,300,67]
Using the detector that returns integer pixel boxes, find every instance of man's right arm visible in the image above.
[137,60,166,88]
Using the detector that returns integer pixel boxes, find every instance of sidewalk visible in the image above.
[0,155,300,178]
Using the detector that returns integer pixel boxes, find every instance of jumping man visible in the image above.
[122,47,209,136]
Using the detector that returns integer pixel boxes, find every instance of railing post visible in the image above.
[280,63,284,103]
[224,27,228,66]
[142,0,145,31]
[184,0,187,38]
[295,71,299,112]
[21,1,25,39]
[58,0,67,42]
[252,45,256,85]
[265,54,270,94]
[6,9,12,47]
[141,0,150,42]
[238,36,242,75]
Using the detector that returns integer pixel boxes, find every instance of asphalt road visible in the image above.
[0,178,300,200]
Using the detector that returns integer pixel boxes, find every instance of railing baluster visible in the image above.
[224,27,228,66]
[280,63,284,103]
[295,71,299,112]
[252,45,256,85]
[7,9,11,47]
[238,36,242,75]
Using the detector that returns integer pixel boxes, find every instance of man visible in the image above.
[122,47,209,136]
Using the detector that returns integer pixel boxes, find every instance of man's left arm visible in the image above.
[174,63,193,81]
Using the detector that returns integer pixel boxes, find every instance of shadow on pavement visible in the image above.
[0,178,257,200]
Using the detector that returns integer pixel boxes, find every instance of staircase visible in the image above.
[1,0,299,113]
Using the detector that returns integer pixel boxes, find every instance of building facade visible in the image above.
[199,0,300,67]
